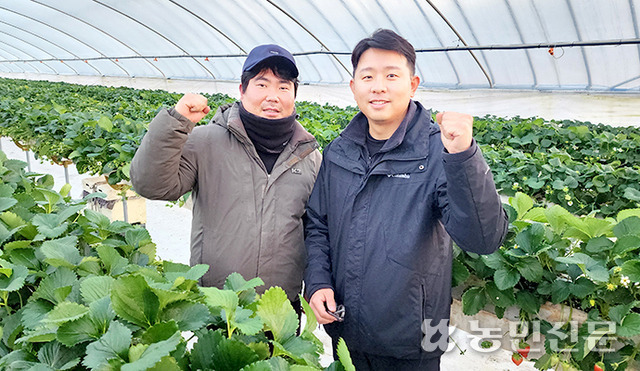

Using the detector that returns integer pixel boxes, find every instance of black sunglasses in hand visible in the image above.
[325,304,345,322]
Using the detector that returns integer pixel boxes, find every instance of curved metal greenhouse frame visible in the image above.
[0,0,639,91]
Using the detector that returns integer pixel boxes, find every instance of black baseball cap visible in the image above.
[242,44,299,78]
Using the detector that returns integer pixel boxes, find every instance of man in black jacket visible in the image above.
[304,29,509,370]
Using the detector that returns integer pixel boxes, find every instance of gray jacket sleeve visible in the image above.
[130,108,198,201]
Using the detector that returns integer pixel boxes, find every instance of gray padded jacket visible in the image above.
[130,102,322,299]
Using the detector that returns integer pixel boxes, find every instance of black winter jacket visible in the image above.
[304,101,508,359]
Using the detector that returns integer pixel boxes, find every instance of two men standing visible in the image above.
[131,29,507,371]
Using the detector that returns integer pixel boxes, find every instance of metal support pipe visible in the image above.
[415,39,640,52]
[122,194,129,224]
[424,0,493,87]
[25,150,31,172]
[32,0,164,78]
[93,0,217,79]
[3,37,638,66]
[265,0,352,76]
[64,163,70,185]
[2,37,639,90]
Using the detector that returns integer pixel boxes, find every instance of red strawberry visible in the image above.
[517,341,530,358]
[594,362,605,371]
[512,352,523,366]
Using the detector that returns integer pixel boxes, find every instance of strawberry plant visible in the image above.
[2,77,640,211]
[474,115,640,217]
[295,101,358,149]
[0,78,359,184]
[4,77,640,214]
[456,192,640,370]
[0,150,353,370]
[3,77,640,370]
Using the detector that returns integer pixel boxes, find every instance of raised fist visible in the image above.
[175,93,211,123]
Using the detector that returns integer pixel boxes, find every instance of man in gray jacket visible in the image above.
[130,45,322,309]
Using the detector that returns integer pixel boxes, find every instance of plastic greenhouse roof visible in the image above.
[0,0,639,92]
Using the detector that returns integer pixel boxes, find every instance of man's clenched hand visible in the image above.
[309,288,338,325]
[435,111,473,154]
[175,93,211,123]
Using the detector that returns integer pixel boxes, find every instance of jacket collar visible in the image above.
[338,100,433,161]
[340,100,418,153]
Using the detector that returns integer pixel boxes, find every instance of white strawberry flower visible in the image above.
[620,275,631,288]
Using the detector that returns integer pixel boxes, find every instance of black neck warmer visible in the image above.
[239,102,297,173]
[239,102,297,154]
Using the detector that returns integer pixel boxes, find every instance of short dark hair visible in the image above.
[240,59,299,96]
[351,29,416,76]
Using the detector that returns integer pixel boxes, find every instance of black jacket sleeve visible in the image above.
[437,139,509,254]
[303,150,334,299]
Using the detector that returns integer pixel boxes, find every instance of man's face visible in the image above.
[350,48,420,129]
[240,68,295,119]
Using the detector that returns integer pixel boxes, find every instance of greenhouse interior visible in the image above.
[1,0,640,370]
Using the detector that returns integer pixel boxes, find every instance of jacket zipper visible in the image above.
[421,282,428,346]
[227,124,316,278]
